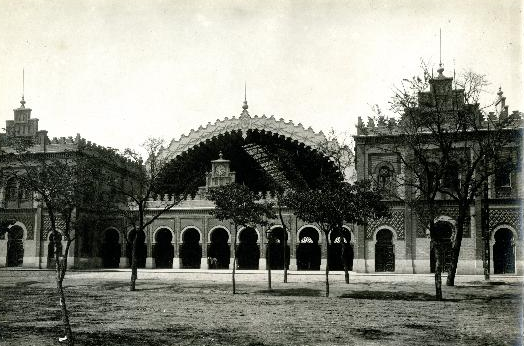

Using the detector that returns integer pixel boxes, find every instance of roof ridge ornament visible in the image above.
[242,81,248,111]
[20,68,26,108]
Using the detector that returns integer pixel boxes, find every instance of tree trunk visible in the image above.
[57,278,74,345]
[130,234,138,291]
[277,200,288,284]
[325,235,330,298]
[267,245,272,290]
[232,225,237,294]
[130,205,144,291]
[482,181,490,281]
[446,211,467,287]
[342,235,349,284]
[52,229,74,345]
[283,231,288,284]
[433,241,442,300]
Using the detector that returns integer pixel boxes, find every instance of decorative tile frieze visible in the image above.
[489,208,521,238]
[366,210,405,240]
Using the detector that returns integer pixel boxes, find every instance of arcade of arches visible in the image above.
[0,107,521,274]
[1,218,521,275]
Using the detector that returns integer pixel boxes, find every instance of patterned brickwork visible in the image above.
[489,208,521,238]
[416,206,471,238]
[366,210,405,240]
[0,212,35,240]
[42,215,66,240]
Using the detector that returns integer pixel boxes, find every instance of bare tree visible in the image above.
[366,61,522,290]
[103,137,201,291]
[284,180,389,297]
[208,183,275,294]
[1,142,114,345]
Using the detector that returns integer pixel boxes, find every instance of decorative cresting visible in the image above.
[159,107,336,161]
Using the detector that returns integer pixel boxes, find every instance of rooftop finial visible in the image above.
[497,86,503,97]
[439,28,442,67]
[242,81,248,110]
[219,151,223,159]
[20,68,26,108]
[437,29,445,77]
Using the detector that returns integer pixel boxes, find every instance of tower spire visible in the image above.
[439,28,442,67]
[437,29,445,78]
[20,68,26,108]
[242,81,248,110]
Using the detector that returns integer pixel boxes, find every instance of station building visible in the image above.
[1,74,522,274]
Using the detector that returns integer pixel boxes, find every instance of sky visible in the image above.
[0,0,522,153]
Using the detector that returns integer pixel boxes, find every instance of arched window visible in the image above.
[378,166,393,190]
[495,159,513,188]
[5,178,18,201]
[442,161,460,190]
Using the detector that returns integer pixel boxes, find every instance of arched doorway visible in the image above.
[430,221,453,273]
[154,228,174,269]
[47,232,63,268]
[237,227,259,269]
[267,227,290,270]
[375,229,395,272]
[126,230,146,268]
[180,228,201,269]
[208,227,230,269]
[101,229,121,268]
[328,230,353,271]
[493,228,515,274]
[6,225,24,267]
[296,227,321,270]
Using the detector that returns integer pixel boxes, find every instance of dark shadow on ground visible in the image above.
[256,288,321,297]
[0,324,281,346]
[351,327,396,340]
[339,290,460,301]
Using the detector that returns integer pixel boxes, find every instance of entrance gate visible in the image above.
[237,227,259,269]
[493,228,515,274]
[208,228,230,269]
[180,228,201,269]
[154,228,174,269]
[297,227,321,270]
[7,226,24,267]
[102,229,120,268]
[375,229,394,272]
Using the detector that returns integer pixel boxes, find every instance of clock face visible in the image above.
[216,166,226,176]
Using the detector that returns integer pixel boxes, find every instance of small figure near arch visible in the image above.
[208,227,230,269]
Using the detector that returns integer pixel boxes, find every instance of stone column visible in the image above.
[289,217,298,270]
[258,226,266,270]
[353,224,367,273]
[320,236,327,271]
[34,207,42,269]
[173,217,180,269]
[119,237,129,268]
[229,228,236,270]
[145,225,155,269]
[201,217,209,269]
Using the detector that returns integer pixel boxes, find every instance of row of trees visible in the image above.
[207,180,389,297]
[1,63,519,345]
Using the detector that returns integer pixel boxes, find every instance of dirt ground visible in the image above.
[0,269,522,346]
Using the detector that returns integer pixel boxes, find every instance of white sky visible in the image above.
[0,0,522,152]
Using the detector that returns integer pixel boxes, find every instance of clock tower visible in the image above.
[206,152,236,188]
